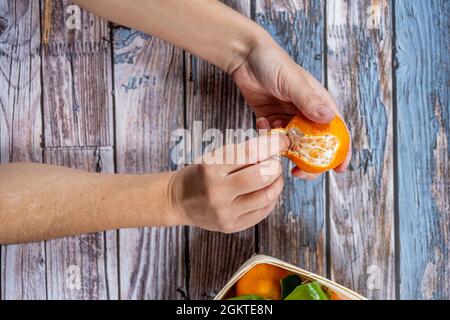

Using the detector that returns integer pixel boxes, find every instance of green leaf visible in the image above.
[284,281,329,300]
[227,295,265,300]
[281,274,303,299]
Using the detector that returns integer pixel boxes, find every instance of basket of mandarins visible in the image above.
[214,255,366,300]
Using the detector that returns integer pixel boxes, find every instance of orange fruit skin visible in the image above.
[283,113,350,174]
[235,263,291,300]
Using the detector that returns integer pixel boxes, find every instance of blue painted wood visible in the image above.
[396,0,449,299]
[1,0,449,301]
[326,0,395,299]
[255,0,327,276]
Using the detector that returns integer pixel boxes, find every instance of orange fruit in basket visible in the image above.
[235,263,291,300]
[273,113,350,174]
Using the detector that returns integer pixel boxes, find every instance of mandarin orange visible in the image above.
[273,113,350,174]
[235,263,291,300]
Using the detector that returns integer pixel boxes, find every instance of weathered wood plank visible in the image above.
[113,28,185,299]
[326,0,395,299]
[43,147,118,300]
[0,0,42,163]
[185,0,255,300]
[41,0,113,147]
[0,0,46,300]
[255,0,327,275]
[41,1,118,300]
[395,0,449,300]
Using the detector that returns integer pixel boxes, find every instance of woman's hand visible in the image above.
[169,134,290,233]
[232,39,352,179]
[0,134,288,243]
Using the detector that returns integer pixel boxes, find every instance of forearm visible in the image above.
[73,0,271,73]
[0,163,177,244]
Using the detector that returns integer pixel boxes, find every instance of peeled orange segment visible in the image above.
[271,113,350,174]
[286,127,339,168]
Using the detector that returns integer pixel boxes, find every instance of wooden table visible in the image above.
[0,0,448,300]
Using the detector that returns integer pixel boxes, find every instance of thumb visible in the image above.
[204,133,290,173]
[285,69,335,123]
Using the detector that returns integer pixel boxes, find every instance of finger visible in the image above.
[285,66,336,123]
[256,117,271,130]
[302,71,340,115]
[250,103,298,118]
[272,119,288,128]
[203,133,290,173]
[232,175,284,213]
[227,158,282,196]
[264,113,294,128]
[291,167,320,180]
[232,201,278,233]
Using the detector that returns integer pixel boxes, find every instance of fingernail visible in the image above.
[256,118,269,129]
[316,106,335,121]
[277,134,291,150]
[272,120,284,128]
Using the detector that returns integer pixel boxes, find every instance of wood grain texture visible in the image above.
[255,0,327,275]
[326,0,395,299]
[395,0,449,300]
[113,28,185,299]
[0,0,42,164]
[41,1,118,300]
[1,0,449,301]
[41,0,113,147]
[43,147,118,299]
[185,0,255,300]
[0,0,46,300]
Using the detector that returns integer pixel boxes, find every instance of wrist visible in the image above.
[114,172,185,228]
[225,22,273,75]
[164,170,190,227]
